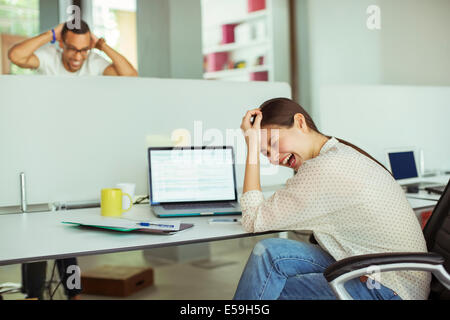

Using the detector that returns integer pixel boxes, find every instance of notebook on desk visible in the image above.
[148,146,242,218]
[62,216,194,235]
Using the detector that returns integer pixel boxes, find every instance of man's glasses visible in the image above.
[63,43,90,57]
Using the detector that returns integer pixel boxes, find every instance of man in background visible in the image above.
[8,19,137,300]
[8,19,138,76]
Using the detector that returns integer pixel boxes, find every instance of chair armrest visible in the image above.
[324,252,444,282]
[324,252,450,300]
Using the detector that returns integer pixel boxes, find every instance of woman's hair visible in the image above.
[259,98,390,173]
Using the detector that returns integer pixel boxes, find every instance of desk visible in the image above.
[404,174,449,201]
[0,186,282,266]
[0,206,269,267]
[406,191,441,201]
[0,191,441,267]
[407,197,439,211]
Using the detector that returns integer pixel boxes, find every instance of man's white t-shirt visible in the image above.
[34,44,110,76]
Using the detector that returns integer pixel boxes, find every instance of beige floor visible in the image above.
[0,233,308,300]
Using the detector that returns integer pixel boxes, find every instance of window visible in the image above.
[91,0,137,70]
[0,0,39,74]
[0,0,39,36]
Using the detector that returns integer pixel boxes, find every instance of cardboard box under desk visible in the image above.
[81,265,154,297]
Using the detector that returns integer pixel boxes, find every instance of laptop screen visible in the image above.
[149,147,237,204]
[388,151,419,180]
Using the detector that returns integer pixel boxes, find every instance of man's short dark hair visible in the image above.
[61,20,90,41]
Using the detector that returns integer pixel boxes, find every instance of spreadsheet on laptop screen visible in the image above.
[150,148,236,204]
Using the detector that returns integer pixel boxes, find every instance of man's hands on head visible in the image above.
[53,23,64,42]
[90,33,99,49]
[7,23,65,69]
[52,23,102,50]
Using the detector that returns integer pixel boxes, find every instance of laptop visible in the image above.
[148,146,241,218]
[385,148,442,189]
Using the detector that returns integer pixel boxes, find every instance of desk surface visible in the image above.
[0,205,269,266]
[0,191,441,267]
[406,191,442,202]
[403,174,449,202]
[406,197,439,210]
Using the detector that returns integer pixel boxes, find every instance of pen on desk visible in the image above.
[137,222,175,228]
[209,218,241,224]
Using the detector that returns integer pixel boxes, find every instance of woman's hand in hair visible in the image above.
[242,109,263,193]
[241,109,263,148]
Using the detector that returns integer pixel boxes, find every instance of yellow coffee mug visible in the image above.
[101,188,133,217]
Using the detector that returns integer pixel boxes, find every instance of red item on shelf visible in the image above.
[248,0,266,12]
[257,56,265,66]
[250,71,268,81]
[206,52,229,72]
[222,24,238,44]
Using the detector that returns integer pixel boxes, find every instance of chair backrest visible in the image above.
[423,180,450,300]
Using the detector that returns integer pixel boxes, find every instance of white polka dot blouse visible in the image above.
[240,137,431,300]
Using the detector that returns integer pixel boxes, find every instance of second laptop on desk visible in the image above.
[148,146,242,218]
[386,148,445,190]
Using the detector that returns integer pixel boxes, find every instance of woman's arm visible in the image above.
[243,146,261,193]
[241,109,263,193]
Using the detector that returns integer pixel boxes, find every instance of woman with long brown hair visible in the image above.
[234,98,430,300]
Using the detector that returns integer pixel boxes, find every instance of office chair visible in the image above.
[324,181,450,300]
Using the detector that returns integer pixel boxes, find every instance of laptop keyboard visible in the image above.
[162,202,235,210]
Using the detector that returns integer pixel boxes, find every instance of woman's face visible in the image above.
[260,124,313,171]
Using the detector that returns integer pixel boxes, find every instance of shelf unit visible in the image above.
[201,0,291,83]
[203,39,269,55]
[209,8,269,27]
[204,64,271,80]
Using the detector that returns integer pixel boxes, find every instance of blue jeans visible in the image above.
[234,238,402,300]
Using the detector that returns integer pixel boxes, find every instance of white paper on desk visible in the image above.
[62,216,181,231]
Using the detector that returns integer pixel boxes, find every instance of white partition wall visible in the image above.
[318,85,450,172]
[0,76,292,207]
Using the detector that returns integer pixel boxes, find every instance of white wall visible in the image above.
[201,0,247,27]
[0,76,292,207]
[137,0,203,79]
[295,0,382,119]
[169,0,203,79]
[295,0,450,123]
[318,85,450,173]
[0,36,2,74]
[378,0,450,86]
